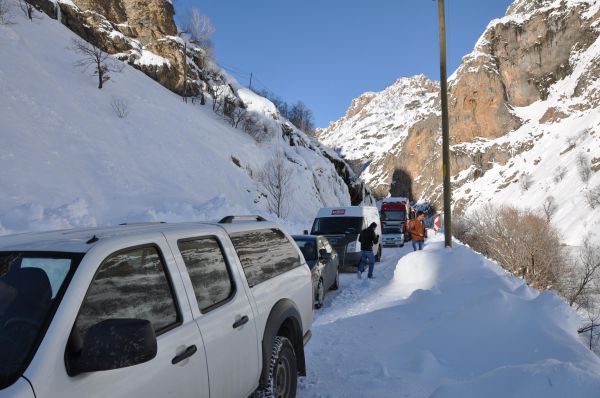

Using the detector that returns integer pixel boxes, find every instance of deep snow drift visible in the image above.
[0,9,350,235]
[299,234,600,397]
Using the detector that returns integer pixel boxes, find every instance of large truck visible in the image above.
[380,197,413,242]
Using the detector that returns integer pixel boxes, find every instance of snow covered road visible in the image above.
[298,234,600,397]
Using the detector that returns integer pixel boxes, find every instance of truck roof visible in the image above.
[0,220,281,253]
[382,197,409,204]
[315,206,378,218]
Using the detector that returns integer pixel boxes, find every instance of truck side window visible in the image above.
[230,229,300,287]
[75,246,179,339]
[177,238,234,313]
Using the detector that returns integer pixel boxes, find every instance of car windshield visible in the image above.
[383,226,402,234]
[293,239,317,261]
[382,210,406,221]
[0,252,82,389]
[311,217,363,235]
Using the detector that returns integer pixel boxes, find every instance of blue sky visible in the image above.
[174,0,514,128]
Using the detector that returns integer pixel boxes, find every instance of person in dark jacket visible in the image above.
[357,222,379,279]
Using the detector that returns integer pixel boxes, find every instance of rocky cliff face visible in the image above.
[70,0,177,39]
[317,0,600,209]
[48,0,206,96]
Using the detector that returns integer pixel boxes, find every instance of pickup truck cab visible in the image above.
[0,217,312,398]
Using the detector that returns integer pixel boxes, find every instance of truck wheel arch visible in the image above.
[259,299,306,389]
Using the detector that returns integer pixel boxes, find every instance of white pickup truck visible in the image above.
[0,217,313,398]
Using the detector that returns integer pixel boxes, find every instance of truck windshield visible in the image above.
[311,217,363,235]
[0,252,82,390]
[382,210,406,221]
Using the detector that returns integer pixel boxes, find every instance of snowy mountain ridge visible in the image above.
[316,75,439,162]
[315,75,439,195]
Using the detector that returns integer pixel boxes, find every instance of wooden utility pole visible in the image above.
[183,42,188,103]
[438,0,452,247]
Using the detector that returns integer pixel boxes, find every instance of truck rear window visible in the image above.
[230,229,301,287]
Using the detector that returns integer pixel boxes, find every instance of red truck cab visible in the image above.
[380,197,413,241]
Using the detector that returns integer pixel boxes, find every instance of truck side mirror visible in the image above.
[303,230,309,235]
[319,249,331,261]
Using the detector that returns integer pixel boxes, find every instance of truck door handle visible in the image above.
[171,345,197,365]
[233,315,249,329]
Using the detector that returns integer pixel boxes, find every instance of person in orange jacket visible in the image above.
[408,211,426,251]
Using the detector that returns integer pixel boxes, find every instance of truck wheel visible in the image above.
[330,267,340,291]
[253,336,297,398]
[315,278,324,309]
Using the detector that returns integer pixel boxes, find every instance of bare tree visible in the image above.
[17,0,42,21]
[579,307,600,352]
[255,89,289,119]
[111,96,130,118]
[541,196,557,222]
[258,150,294,218]
[71,39,122,89]
[0,0,12,24]
[209,85,227,113]
[288,101,315,135]
[228,106,247,128]
[562,237,600,307]
[455,205,565,291]
[181,7,215,53]
[585,184,600,209]
[520,172,533,192]
[553,165,567,183]
[223,95,237,118]
[577,152,592,183]
[17,0,33,20]
[243,113,271,142]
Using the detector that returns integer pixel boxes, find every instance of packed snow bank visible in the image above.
[299,233,600,397]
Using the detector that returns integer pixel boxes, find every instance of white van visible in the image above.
[309,206,382,270]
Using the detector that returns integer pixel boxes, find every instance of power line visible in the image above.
[216,61,282,99]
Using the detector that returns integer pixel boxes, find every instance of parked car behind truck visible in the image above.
[0,217,312,398]
[310,206,382,271]
[292,235,339,308]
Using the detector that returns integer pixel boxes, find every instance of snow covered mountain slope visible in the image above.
[299,234,600,397]
[316,0,600,246]
[0,9,354,233]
